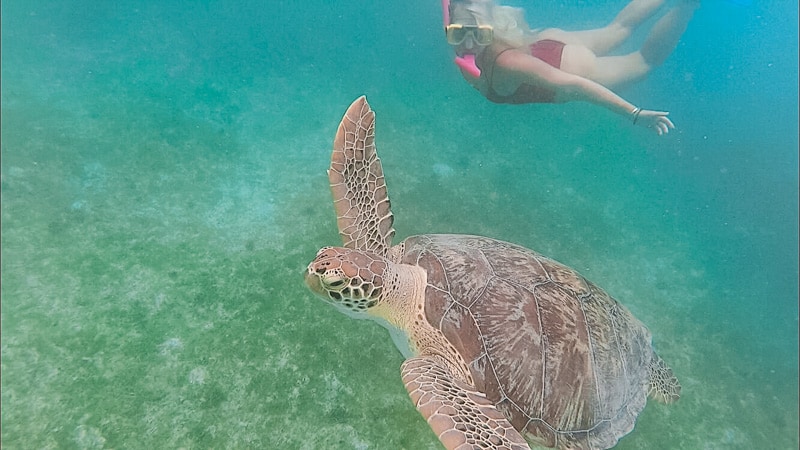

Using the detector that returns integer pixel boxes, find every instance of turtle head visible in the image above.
[305,247,387,316]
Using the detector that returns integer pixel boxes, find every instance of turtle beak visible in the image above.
[304,265,325,296]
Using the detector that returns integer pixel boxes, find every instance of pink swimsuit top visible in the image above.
[484,40,566,104]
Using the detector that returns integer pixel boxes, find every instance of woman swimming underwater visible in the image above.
[443,0,700,135]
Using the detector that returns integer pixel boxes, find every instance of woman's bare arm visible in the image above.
[496,50,675,135]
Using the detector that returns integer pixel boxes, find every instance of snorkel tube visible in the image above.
[455,54,481,78]
[442,0,482,78]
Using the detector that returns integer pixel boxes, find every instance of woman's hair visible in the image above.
[450,0,534,47]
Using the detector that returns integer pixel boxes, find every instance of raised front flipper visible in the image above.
[401,356,530,450]
[328,96,395,256]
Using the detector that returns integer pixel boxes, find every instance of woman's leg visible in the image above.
[536,0,666,55]
[560,46,650,87]
[562,0,699,88]
[640,0,699,67]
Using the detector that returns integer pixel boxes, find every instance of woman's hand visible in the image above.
[632,108,675,135]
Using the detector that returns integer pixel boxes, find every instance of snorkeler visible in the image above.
[443,0,700,135]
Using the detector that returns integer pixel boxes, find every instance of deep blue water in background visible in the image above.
[2,1,797,448]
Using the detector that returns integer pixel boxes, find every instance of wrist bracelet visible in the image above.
[631,107,642,125]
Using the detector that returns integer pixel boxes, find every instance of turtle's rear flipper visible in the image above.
[648,354,681,404]
[401,356,530,450]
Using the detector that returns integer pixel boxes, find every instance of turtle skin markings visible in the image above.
[306,247,387,311]
[327,97,395,257]
[402,356,530,450]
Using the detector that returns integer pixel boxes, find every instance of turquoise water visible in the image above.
[2,0,797,448]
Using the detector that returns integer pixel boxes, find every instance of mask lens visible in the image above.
[475,26,493,45]
[445,24,493,46]
[446,24,468,45]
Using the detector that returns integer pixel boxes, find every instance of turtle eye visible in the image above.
[319,271,343,287]
[327,279,346,288]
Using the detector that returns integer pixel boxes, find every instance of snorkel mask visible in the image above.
[442,0,488,78]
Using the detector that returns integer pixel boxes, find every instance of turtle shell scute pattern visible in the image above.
[399,234,655,449]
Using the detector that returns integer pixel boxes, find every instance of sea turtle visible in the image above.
[304,96,680,449]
